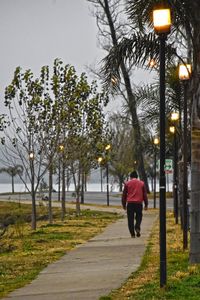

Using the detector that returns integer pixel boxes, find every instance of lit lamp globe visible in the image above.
[105,144,111,151]
[169,126,175,134]
[98,157,103,163]
[154,137,159,145]
[29,152,34,160]
[149,58,157,68]
[171,112,179,122]
[179,64,192,81]
[153,8,171,35]
[59,144,64,151]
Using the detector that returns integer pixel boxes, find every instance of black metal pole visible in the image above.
[106,162,109,206]
[159,34,167,287]
[154,146,157,208]
[58,157,61,201]
[100,166,103,192]
[174,132,178,224]
[183,82,188,249]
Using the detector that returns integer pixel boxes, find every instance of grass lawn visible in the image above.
[0,201,121,298]
[102,211,200,300]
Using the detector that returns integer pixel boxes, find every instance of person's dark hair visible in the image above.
[130,171,138,178]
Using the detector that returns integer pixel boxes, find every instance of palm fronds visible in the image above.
[101,32,178,88]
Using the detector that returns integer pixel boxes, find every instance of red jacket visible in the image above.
[122,178,148,208]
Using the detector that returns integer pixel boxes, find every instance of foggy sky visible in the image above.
[0,0,104,92]
[0,0,153,114]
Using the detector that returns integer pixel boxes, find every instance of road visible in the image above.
[0,191,174,209]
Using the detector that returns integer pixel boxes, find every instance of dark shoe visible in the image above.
[136,229,141,237]
[131,233,135,238]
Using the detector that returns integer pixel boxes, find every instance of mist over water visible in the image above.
[0,181,173,193]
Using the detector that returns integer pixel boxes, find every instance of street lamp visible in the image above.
[179,63,192,249]
[153,137,159,208]
[98,157,103,192]
[179,64,192,81]
[105,144,111,206]
[111,76,118,86]
[148,58,158,69]
[29,151,34,179]
[153,6,171,288]
[170,112,179,224]
[58,143,66,219]
[171,112,179,122]
[29,151,34,160]
[169,125,175,134]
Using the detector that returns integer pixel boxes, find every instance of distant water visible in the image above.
[0,183,120,193]
[0,182,173,193]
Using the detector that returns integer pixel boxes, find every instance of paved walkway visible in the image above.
[2,207,158,300]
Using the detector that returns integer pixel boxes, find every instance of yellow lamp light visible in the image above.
[154,137,159,145]
[29,152,34,160]
[105,144,111,151]
[171,112,179,121]
[179,64,192,81]
[153,8,171,34]
[98,157,103,163]
[59,144,64,151]
[111,76,118,85]
[169,126,175,134]
[149,58,157,68]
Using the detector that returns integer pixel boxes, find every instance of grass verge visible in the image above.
[0,201,121,298]
[103,211,200,300]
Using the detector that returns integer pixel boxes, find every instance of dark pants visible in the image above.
[127,203,143,236]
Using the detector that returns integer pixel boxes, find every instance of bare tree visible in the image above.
[88,0,150,191]
[2,65,60,229]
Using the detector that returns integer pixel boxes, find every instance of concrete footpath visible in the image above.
[2,208,158,300]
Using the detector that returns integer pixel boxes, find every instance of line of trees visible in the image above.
[0,59,110,230]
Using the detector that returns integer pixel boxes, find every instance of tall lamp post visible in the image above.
[58,144,64,201]
[153,7,171,287]
[179,63,192,249]
[105,144,111,206]
[153,137,159,208]
[170,112,179,224]
[98,157,103,192]
[29,151,34,195]
[29,151,36,230]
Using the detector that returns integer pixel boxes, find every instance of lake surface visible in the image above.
[0,181,173,193]
[0,182,120,193]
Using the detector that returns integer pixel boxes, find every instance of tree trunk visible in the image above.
[61,157,66,221]
[190,92,200,262]
[76,166,81,216]
[102,0,149,192]
[30,159,36,230]
[48,165,53,224]
[190,83,200,263]
[189,6,200,263]
[81,170,84,204]
[118,176,123,192]
[11,175,14,194]
[58,157,61,201]
[178,161,184,229]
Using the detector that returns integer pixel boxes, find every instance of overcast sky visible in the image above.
[0,0,103,86]
[0,0,154,114]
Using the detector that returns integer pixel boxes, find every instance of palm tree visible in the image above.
[102,0,200,263]
[89,0,150,192]
[0,165,23,193]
